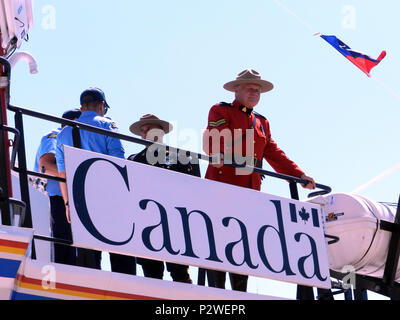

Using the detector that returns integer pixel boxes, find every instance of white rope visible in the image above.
[270,0,317,34]
[371,75,400,103]
[351,161,400,194]
[271,0,400,193]
[271,0,400,102]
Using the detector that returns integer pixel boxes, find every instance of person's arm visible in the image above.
[55,133,71,222]
[58,170,71,223]
[38,153,59,176]
[300,174,316,190]
[202,104,230,167]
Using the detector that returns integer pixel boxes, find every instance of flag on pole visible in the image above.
[319,34,386,77]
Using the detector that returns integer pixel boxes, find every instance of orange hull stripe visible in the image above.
[16,275,162,300]
[0,245,26,255]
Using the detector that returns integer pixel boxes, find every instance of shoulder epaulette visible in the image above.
[47,133,58,139]
[253,111,266,120]
[111,122,118,129]
[218,102,233,107]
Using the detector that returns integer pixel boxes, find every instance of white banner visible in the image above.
[65,146,331,289]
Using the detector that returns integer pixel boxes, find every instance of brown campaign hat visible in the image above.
[223,69,274,93]
[129,114,173,136]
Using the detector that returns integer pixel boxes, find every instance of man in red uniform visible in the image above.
[203,69,316,292]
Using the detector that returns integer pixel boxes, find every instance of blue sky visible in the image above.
[6,0,399,299]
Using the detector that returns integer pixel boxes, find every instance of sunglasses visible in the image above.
[104,104,110,115]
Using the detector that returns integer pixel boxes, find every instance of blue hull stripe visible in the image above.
[0,258,22,278]
[11,291,60,300]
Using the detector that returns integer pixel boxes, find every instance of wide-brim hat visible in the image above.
[129,114,173,136]
[223,69,274,93]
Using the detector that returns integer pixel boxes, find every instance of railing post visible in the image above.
[289,181,300,201]
[14,111,32,228]
[382,195,400,300]
[14,110,36,258]
[0,121,11,226]
[0,58,11,226]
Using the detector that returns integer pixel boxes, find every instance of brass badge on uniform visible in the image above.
[209,119,226,127]
[47,133,57,139]
[111,122,118,129]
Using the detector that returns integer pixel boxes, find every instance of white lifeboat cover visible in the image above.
[308,193,398,280]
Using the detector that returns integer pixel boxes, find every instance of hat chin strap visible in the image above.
[145,129,165,143]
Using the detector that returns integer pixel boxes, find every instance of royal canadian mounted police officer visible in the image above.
[55,87,136,275]
[128,114,201,283]
[202,69,316,292]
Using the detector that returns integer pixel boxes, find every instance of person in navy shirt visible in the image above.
[56,88,135,275]
[34,109,81,265]
[128,114,201,283]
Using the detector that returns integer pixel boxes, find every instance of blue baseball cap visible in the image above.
[62,108,81,120]
[80,87,110,114]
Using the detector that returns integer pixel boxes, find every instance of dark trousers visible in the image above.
[214,271,248,292]
[110,253,136,275]
[77,248,102,270]
[76,249,136,275]
[49,196,76,266]
[138,258,192,283]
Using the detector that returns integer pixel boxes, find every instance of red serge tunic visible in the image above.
[203,100,304,191]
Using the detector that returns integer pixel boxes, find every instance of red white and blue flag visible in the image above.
[319,34,386,77]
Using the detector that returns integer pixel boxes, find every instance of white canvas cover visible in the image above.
[0,0,33,54]
[310,193,399,281]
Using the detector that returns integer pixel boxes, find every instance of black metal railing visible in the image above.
[7,104,332,194]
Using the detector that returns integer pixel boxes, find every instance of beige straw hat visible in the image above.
[129,114,173,136]
[223,69,274,93]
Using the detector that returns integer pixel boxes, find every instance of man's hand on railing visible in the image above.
[300,174,316,190]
